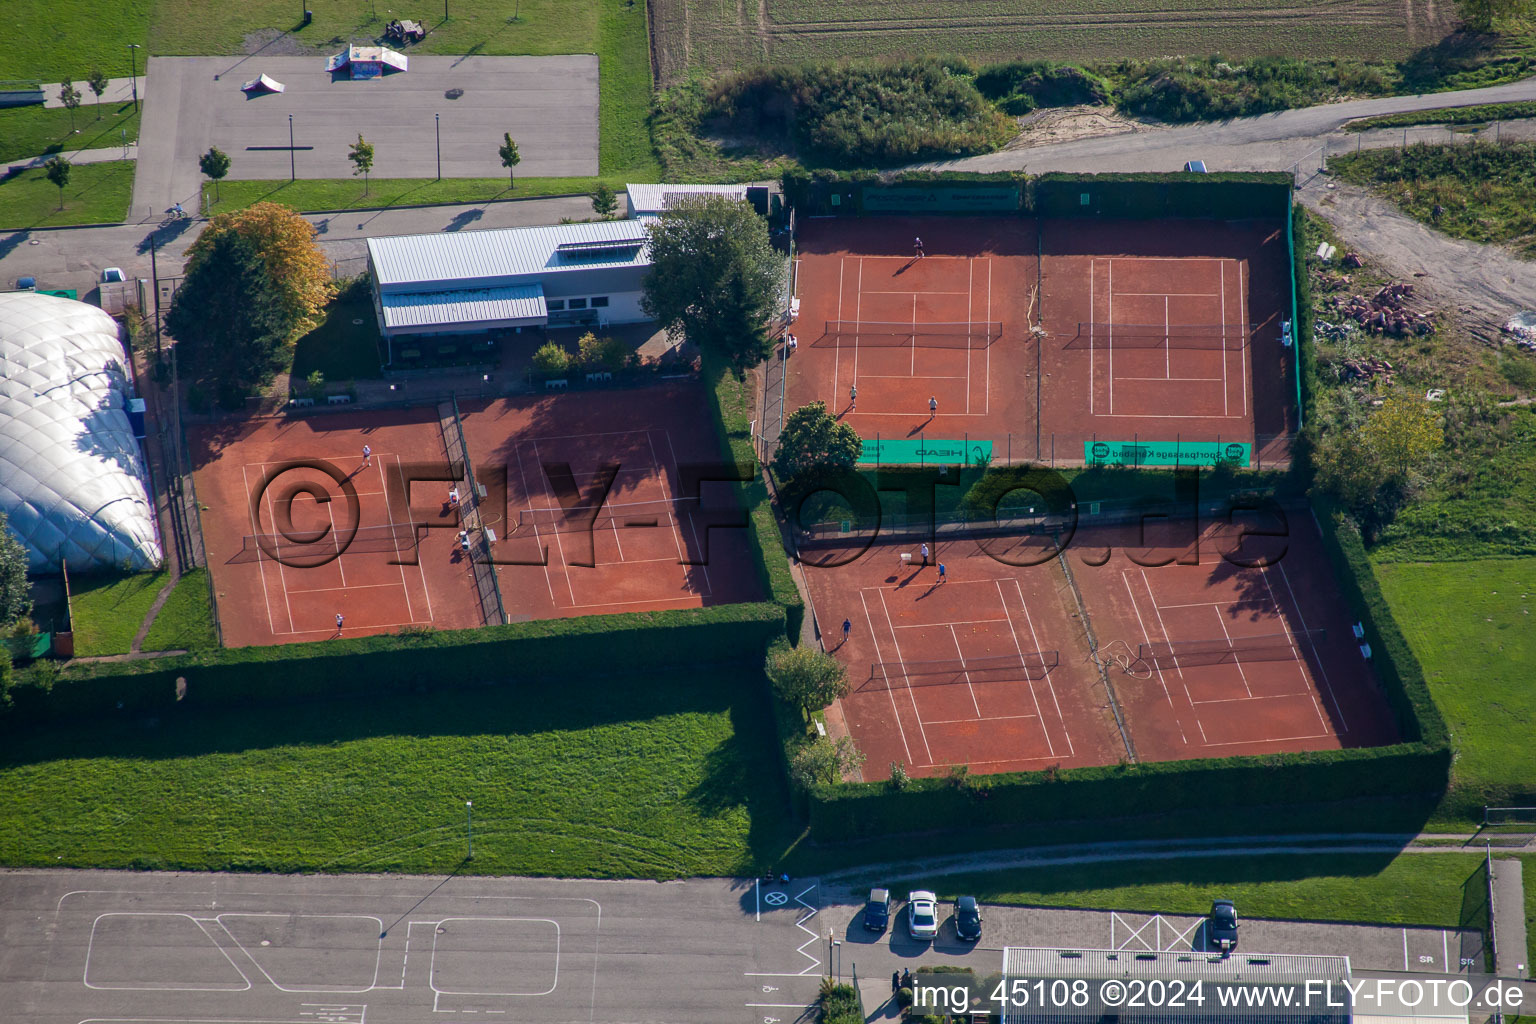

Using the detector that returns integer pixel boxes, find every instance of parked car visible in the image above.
[907,890,939,940]
[1209,899,1238,952]
[100,267,125,283]
[1183,160,1208,173]
[862,888,891,932]
[953,895,982,941]
[14,276,36,291]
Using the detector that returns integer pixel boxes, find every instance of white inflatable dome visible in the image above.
[0,292,162,573]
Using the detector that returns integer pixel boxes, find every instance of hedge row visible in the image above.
[808,740,1448,841]
[1291,203,1317,429]
[1,602,787,727]
[1308,496,1446,747]
[782,169,1292,221]
[702,353,805,640]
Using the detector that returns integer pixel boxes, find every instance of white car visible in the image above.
[907,890,939,940]
[100,268,125,283]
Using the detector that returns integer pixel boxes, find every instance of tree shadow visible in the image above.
[0,229,30,259]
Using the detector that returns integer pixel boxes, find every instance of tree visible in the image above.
[60,82,82,131]
[348,134,375,194]
[186,202,334,338]
[165,230,287,396]
[591,183,617,218]
[641,194,784,371]
[766,645,850,717]
[1455,0,1532,31]
[0,512,32,628]
[1361,396,1443,479]
[498,133,520,187]
[789,736,865,788]
[43,157,70,210]
[87,69,109,118]
[199,146,231,202]
[773,401,862,479]
[531,340,572,375]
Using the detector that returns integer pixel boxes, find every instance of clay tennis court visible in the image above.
[786,216,1037,446]
[806,508,1398,779]
[191,382,761,647]
[1038,218,1297,467]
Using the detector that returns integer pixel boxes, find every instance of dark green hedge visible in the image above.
[703,354,804,641]
[1291,203,1318,429]
[782,169,1029,218]
[1032,172,1293,220]
[1308,496,1446,747]
[1,602,786,727]
[808,741,1448,841]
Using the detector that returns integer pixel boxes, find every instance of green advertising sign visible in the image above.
[861,185,1021,213]
[859,438,993,465]
[1084,440,1251,467]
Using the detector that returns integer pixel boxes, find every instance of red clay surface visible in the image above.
[1039,218,1297,466]
[806,512,1398,779]
[787,216,1038,448]
[785,216,1296,467]
[191,382,761,647]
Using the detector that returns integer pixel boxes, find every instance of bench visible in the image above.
[584,371,613,383]
[544,378,568,390]
[326,394,352,405]
[289,397,315,408]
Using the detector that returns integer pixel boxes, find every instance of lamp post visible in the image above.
[435,113,441,180]
[288,114,295,182]
[465,800,473,860]
[128,44,141,113]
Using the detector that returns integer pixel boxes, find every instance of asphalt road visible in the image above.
[0,868,1500,1024]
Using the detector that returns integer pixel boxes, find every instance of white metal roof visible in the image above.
[380,284,546,330]
[368,220,651,291]
[625,182,750,217]
[1002,947,1349,984]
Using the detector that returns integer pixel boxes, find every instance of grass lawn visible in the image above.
[209,175,620,215]
[67,572,169,657]
[926,852,1487,929]
[0,103,141,165]
[139,569,219,653]
[1374,559,1536,824]
[0,664,796,877]
[1329,142,1536,258]
[1345,100,1536,133]
[0,161,134,229]
[291,282,384,382]
[0,0,153,81]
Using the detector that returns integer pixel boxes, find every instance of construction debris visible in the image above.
[1506,311,1536,352]
[1329,283,1436,337]
[1339,356,1395,385]
[1341,252,1365,269]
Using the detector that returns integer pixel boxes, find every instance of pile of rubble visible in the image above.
[1338,356,1394,385]
[1329,283,1435,337]
[1506,312,1536,353]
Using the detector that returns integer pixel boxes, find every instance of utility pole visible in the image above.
[435,113,441,180]
[289,115,296,181]
[128,44,141,112]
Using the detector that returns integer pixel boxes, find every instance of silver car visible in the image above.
[907,890,938,940]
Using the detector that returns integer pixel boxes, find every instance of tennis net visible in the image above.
[516,496,700,534]
[1070,322,1255,350]
[871,651,1059,685]
[821,319,1003,349]
[234,523,426,564]
[1137,629,1325,667]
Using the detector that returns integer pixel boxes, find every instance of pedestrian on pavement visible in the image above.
[938,562,947,583]
[362,443,372,468]
[921,542,930,566]
[842,618,852,645]
[928,396,938,418]
[902,968,913,989]
[892,971,900,992]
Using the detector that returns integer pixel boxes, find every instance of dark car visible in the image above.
[953,896,982,941]
[863,887,891,932]
[1209,899,1238,952]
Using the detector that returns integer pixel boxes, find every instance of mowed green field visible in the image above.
[649,0,1456,83]
[1374,559,1536,823]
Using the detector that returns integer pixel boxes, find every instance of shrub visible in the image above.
[531,341,572,375]
[576,332,629,372]
[766,645,849,716]
[976,61,1112,110]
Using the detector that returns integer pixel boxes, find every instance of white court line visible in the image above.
[890,616,1011,628]
[1267,561,1346,731]
[926,714,1042,725]
[1202,732,1330,747]
[985,258,993,414]
[879,589,935,766]
[857,374,970,380]
[260,469,299,635]
[854,258,864,389]
[512,441,557,606]
[1008,578,1074,757]
[271,618,420,637]
[530,439,578,608]
[832,257,845,411]
[1118,376,1225,383]
[657,429,712,595]
[1089,259,1095,415]
[383,455,428,624]
[240,463,279,638]
[1252,566,1328,732]
[947,624,983,717]
[860,590,914,768]
[862,289,973,296]
[1115,291,1219,297]
[1221,260,1229,416]
[1165,296,1170,378]
[1192,691,1315,705]
[995,579,1055,758]
[1126,570,1194,744]
[966,257,973,415]
[1108,259,1115,414]
[1209,605,1255,698]
[285,582,415,595]
[910,288,918,375]
[1239,259,1249,417]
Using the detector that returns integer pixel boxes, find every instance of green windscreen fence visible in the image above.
[861,184,1023,213]
[1085,440,1251,468]
[859,438,993,465]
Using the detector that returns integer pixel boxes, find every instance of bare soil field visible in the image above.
[649,0,1455,84]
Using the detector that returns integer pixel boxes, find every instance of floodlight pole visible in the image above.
[435,113,441,180]
[288,115,295,182]
[128,44,140,113]
[465,800,473,860]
